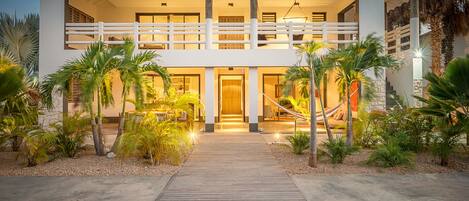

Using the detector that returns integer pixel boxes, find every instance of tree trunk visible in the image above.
[442,19,455,66]
[96,89,105,156]
[430,16,444,75]
[318,91,333,141]
[89,106,100,155]
[111,88,127,153]
[345,83,353,146]
[308,62,317,168]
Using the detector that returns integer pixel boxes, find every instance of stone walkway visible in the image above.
[157,134,306,201]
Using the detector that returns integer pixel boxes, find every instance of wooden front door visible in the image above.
[218,16,245,49]
[221,80,242,114]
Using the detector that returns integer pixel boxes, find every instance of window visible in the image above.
[67,5,94,23]
[136,13,201,50]
[261,12,277,39]
[68,78,81,103]
[312,12,327,40]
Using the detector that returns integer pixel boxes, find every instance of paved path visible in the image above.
[157,134,306,201]
[0,176,171,201]
[293,173,469,201]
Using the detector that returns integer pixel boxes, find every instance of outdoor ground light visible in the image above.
[190,132,198,145]
[274,132,281,144]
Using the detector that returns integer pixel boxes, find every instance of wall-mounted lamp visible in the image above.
[161,3,167,7]
[228,3,234,7]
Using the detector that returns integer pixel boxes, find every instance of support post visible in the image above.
[410,0,423,107]
[205,67,215,132]
[248,67,259,132]
[250,0,258,49]
[205,0,213,50]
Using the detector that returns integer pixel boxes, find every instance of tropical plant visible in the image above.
[51,113,91,158]
[117,113,191,165]
[353,104,385,148]
[420,0,466,74]
[328,34,397,146]
[367,139,413,168]
[284,47,334,141]
[441,1,469,66]
[110,39,170,153]
[41,41,120,156]
[415,56,469,145]
[0,13,39,75]
[431,119,463,166]
[18,128,56,167]
[286,131,310,155]
[322,137,358,164]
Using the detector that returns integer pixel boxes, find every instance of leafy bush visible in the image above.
[367,140,413,167]
[51,114,90,158]
[353,106,386,148]
[117,113,191,165]
[323,137,358,164]
[431,120,463,166]
[286,132,310,155]
[19,128,56,167]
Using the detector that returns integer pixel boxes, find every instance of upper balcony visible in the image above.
[65,0,358,50]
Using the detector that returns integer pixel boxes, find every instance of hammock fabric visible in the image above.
[262,89,358,121]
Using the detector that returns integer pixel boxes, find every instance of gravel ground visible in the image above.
[269,143,469,175]
[0,150,181,176]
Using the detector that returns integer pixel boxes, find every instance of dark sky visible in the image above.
[1,0,40,18]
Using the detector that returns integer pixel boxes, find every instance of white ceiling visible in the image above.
[105,0,342,8]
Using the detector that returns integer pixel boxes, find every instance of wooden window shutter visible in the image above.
[68,78,81,103]
[312,12,327,40]
[261,12,277,39]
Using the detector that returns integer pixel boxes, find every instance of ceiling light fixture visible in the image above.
[283,0,308,23]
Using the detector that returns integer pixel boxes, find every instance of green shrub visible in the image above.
[323,137,358,164]
[353,107,386,148]
[19,128,56,167]
[431,120,463,166]
[367,140,413,167]
[117,113,191,165]
[51,114,90,158]
[286,132,310,155]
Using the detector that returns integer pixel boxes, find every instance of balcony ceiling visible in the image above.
[105,0,342,8]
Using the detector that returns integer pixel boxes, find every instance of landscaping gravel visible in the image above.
[0,150,180,176]
[269,143,469,175]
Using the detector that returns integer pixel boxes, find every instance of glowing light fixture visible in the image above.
[282,0,308,23]
[190,132,198,145]
[274,132,281,143]
[414,48,423,58]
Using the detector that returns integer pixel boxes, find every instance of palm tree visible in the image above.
[0,13,39,75]
[110,40,171,153]
[284,52,334,141]
[420,0,460,75]
[415,56,469,146]
[441,1,469,66]
[291,41,327,167]
[329,35,397,146]
[41,41,120,155]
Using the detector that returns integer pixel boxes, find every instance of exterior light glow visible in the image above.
[190,132,198,145]
[414,49,423,58]
[274,133,281,143]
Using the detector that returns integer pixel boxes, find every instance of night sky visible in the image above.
[1,0,40,18]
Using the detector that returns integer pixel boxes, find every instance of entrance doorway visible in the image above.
[218,75,245,122]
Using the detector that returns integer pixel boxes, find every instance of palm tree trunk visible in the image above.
[430,16,444,75]
[308,63,317,168]
[111,87,127,152]
[442,20,455,66]
[96,89,105,156]
[317,91,333,141]
[345,83,353,146]
[89,105,100,155]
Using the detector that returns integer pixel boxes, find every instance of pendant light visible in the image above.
[282,0,308,23]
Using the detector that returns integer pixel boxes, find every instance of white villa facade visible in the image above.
[39,0,391,132]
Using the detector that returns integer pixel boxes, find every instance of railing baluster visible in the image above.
[322,22,328,43]
[288,22,293,49]
[168,23,174,50]
[98,22,104,42]
[133,22,139,51]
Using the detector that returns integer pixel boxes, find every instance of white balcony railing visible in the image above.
[65,21,359,50]
[385,24,411,56]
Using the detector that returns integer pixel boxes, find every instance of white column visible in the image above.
[410,0,423,107]
[359,0,386,111]
[39,0,67,127]
[204,67,215,132]
[248,67,259,132]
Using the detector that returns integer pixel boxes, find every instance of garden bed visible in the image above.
[269,143,469,175]
[0,148,182,176]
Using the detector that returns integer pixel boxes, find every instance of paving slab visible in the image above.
[293,173,469,201]
[0,176,171,201]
